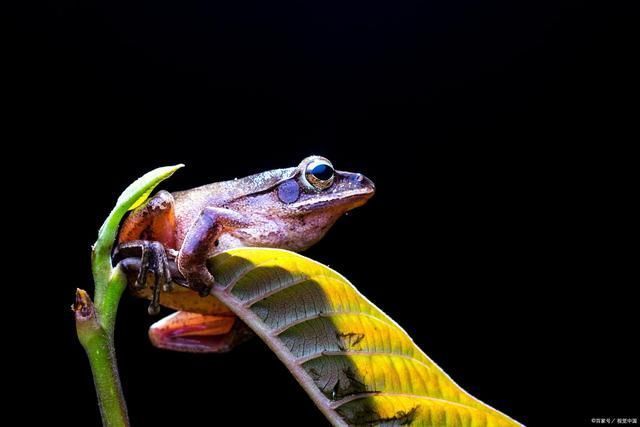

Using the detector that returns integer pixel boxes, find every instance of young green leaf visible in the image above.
[207,248,522,427]
[92,164,184,312]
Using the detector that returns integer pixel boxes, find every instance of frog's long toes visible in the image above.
[135,247,151,289]
[160,272,173,292]
[148,270,163,316]
[114,239,175,314]
[135,276,147,289]
[161,254,173,292]
[147,301,161,316]
[143,241,175,314]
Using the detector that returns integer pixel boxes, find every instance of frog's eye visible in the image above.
[305,159,335,190]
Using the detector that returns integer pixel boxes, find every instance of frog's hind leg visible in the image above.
[113,190,178,314]
[149,311,252,353]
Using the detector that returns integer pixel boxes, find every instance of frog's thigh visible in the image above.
[118,190,177,248]
[149,311,251,353]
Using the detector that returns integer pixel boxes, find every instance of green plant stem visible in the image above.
[74,164,182,427]
[75,288,129,427]
[98,268,128,336]
[74,223,130,427]
[84,337,128,427]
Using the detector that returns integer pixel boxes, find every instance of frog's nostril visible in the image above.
[348,173,375,193]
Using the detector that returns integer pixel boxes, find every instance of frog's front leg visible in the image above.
[149,311,252,353]
[113,190,178,314]
[177,207,251,297]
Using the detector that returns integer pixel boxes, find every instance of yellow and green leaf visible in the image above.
[208,248,522,427]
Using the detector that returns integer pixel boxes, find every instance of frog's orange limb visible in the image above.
[114,190,179,314]
[115,191,245,340]
[118,190,177,248]
[149,311,250,353]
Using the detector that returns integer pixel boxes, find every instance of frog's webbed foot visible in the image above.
[113,240,178,315]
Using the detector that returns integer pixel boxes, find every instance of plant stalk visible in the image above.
[73,164,182,427]
[75,288,129,427]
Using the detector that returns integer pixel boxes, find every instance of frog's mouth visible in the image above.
[291,171,375,212]
[291,187,374,211]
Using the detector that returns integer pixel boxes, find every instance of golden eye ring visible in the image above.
[304,159,335,190]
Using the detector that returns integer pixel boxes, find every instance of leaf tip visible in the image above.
[125,164,186,212]
[157,163,186,176]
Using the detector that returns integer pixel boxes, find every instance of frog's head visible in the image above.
[228,155,375,251]
[279,155,375,214]
[268,155,375,250]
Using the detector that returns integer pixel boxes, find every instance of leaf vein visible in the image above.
[297,351,432,373]
[271,311,394,336]
[330,391,494,414]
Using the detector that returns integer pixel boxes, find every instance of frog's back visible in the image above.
[172,167,295,244]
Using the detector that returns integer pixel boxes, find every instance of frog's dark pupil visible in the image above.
[311,164,333,181]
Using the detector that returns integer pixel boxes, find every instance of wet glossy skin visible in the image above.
[116,156,375,352]
[171,158,375,253]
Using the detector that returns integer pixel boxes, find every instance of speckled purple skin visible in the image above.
[172,156,375,255]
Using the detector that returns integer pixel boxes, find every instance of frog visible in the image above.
[113,155,375,353]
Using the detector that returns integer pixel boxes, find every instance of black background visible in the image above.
[13,0,637,425]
